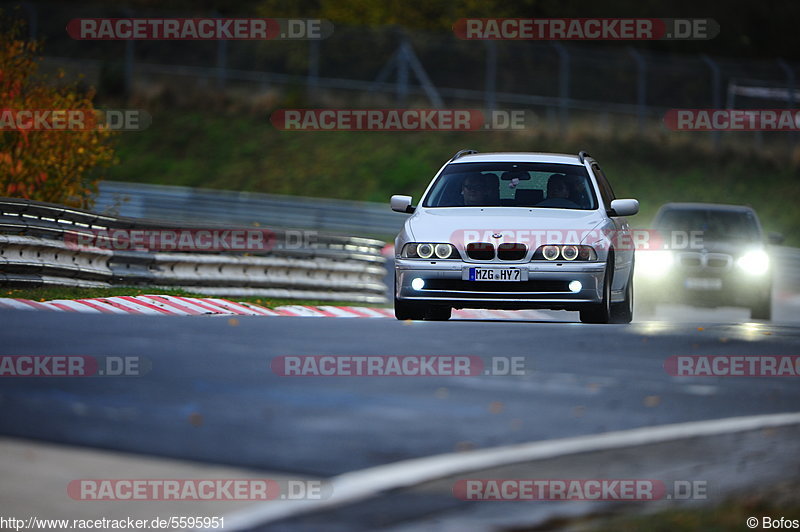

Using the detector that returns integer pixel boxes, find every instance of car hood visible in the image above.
[406,207,607,245]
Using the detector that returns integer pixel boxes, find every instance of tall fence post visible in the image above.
[215,12,227,90]
[701,54,721,150]
[552,42,570,132]
[485,40,497,113]
[628,47,647,132]
[123,8,135,97]
[401,41,444,108]
[396,38,409,107]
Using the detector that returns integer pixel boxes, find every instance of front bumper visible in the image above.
[395,258,606,310]
[636,270,772,308]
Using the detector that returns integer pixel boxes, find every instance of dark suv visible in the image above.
[636,203,778,320]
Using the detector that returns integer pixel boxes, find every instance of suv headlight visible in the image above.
[737,249,769,275]
[636,249,674,278]
[402,242,459,259]
[532,245,597,261]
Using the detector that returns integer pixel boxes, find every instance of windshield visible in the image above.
[655,208,762,242]
[422,162,598,209]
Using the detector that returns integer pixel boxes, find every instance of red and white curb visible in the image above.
[0,295,547,320]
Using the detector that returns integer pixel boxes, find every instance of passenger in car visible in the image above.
[461,173,499,206]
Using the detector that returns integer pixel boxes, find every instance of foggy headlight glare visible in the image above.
[737,250,769,275]
[637,250,674,277]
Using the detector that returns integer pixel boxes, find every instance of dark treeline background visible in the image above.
[49,0,799,61]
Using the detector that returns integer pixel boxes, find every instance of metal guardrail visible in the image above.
[95,181,407,238]
[0,197,388,303]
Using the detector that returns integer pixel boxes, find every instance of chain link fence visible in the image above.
[14,3,800,147]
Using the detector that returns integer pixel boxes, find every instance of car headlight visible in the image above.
[542,245,560,261]
[561,245,579,261]
[401,242,458,259]
[636,249,674,278]
[417,243,434,258]
[533,245,597,261]
[737,249,769,275]
[435,243,453,259]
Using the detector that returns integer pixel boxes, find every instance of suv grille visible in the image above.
[678,252,732,270]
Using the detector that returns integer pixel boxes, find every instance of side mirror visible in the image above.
[609,199,639,217]
[391,195,415,214]
[767,232,785,245]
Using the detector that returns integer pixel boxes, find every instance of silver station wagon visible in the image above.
[390,150,640,323]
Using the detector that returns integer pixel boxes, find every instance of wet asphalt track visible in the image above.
[0,310,799,477]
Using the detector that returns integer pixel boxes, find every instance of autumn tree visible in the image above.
[0,16,116,208]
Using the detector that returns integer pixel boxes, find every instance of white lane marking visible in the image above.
[217,412,800,531]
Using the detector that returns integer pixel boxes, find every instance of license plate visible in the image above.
[685,277,722,290]
[465,267,522,281]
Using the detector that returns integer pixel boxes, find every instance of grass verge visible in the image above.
[528,487,800,531]
[108,108,800,245]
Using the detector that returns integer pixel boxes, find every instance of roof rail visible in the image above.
[450,149,478,162]
[578,150,592,163]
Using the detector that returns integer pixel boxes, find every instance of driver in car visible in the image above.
[538,174,579,208]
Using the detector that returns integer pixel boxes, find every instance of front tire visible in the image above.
[394,298,426,320]
[611,269,634,324]
[580,261,612,324]
[425,305,452,321]
[394,299,452,321]
[750,294,772,321]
